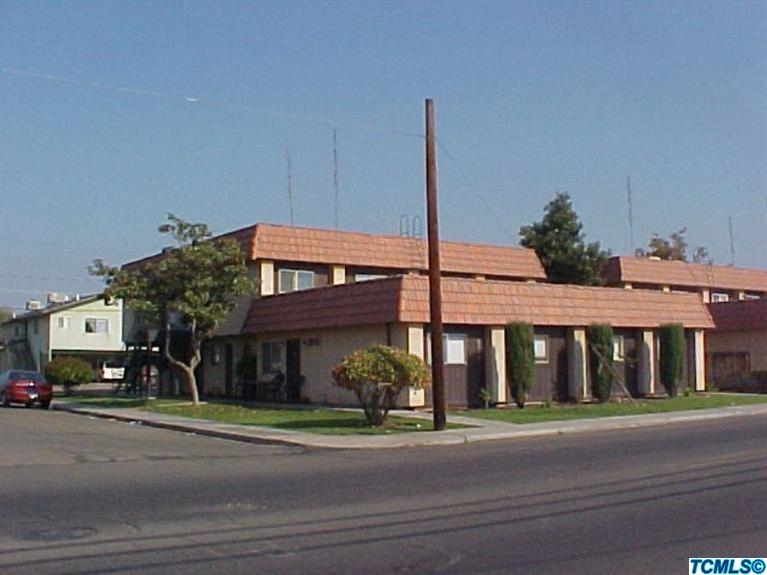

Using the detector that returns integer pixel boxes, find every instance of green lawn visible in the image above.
[56,396,453,435]
[57,392,767,431]
[466,393,767,424]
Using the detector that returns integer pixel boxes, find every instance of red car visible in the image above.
[0,370,53,409]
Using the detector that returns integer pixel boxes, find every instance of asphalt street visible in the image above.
[1,407,765,574]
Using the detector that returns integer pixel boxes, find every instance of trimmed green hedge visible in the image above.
[505,322,535,408]
[659,323,685,396]
[587,324,614,403]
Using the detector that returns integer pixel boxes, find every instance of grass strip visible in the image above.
[57,395,458,435]
[465,393,767,424]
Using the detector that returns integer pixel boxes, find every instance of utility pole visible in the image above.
[425,99,446,431]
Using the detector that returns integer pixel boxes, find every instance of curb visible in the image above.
[52,401,767,450]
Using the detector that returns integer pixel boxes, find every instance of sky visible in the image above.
[1,0,765,313]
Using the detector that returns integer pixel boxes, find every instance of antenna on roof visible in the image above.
[411,215,423,239]
[399,215,410,237]
[728,215,735,266]
[626,175,635,255]
[333,128,340,229]
[286,148,294,226]
[399,215,423,239]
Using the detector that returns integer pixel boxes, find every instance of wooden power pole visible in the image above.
[425,99,446,431]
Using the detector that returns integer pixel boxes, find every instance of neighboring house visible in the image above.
[204,274,712,407]
[602,256,767,302]
[0,295,126,375]
[706,299,767,391]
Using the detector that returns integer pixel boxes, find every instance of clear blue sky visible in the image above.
[1,0,765,312]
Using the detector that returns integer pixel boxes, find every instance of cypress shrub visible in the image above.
[587,324,614,403]
[659,323,685,396]
[505,322,535,408]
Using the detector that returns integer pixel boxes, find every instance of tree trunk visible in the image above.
[164,314,201,405]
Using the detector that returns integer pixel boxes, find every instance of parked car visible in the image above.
[0,370,53,409]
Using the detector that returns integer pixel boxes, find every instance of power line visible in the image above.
[1,66,423,140]
[436,139,517,244]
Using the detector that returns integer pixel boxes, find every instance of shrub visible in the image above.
[587,324,614,403]
[45,356,93,396]
[235,354,258,382]
[659,323,685,396]
[331,345,429,426]
[505,322,534,408]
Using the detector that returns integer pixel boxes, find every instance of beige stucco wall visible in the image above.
[706,330,767,373]
[297,325,389,404]
[485,326,507,404]
[567,328,588,400]
[205,325,393,404]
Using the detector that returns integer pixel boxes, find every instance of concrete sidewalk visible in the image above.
[52,401,767,449]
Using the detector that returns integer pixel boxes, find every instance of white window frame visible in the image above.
[443,334,467,365]
[85,318,109,334]
[711,292,730,303]
[278,269,315,294]
[262,341,286,374]
[534,335,549,364]
[613,335,625,362]
[57,316,70,330]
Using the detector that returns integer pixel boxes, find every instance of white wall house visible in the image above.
[0,295,126,373]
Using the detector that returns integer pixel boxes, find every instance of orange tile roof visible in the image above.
[603,256,767,293]
[242,277,404,334]
[243,275,714,334]
[218,223,546,280]
[707,299,767,331]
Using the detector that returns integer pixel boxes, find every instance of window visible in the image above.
[613,335,625,362]
[711,292,730,303]
[33,319,39,335]
[211,345,221,365]
[85,318,109,333]
[443,334,466,365]
[534,335,548,363]
[57,316,70,329]
[278,269,315,293]
[262,341,285,373]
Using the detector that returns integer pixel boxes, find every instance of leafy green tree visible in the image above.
[0,307,12,324]
[91,214,252,405]
[45,356,93,396]
[505,322,535,408]
[331,345,429,426]
[659,323,685,397]
[520,192,609,285]
[638,228,711,264]
[587,324,614,403]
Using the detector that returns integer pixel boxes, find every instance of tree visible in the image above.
[637,228,711,264]
[505,322,535,408]
[45,356,93,396]
[659,323,685,397]
[0,307,12,324]
[520,192,610,285]
[91,214,252,405]
[587,324,614,403]
[331,345,429,426]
